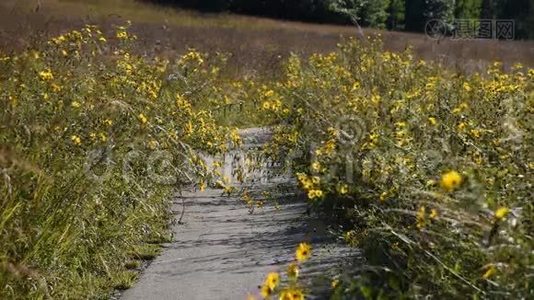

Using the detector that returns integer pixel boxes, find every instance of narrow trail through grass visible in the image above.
[120,129,358,300]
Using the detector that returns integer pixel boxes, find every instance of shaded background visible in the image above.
[147,0,534,39]
[1,0,533,76]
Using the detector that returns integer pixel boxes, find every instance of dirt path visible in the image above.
[120,129,357,300]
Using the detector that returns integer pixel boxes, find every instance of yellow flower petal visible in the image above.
[495,207,510,220]
[440,171,462,192]
[295,242,311,262]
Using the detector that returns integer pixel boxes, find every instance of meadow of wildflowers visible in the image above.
[1,18,532,299]
[259,37,533,298]
[251,243,311,300]
[0,24,241,298]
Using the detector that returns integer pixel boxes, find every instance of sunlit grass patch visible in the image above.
[112,270,138,290]
[261,37,533,298]
[0,22,241,298]
[128,244,161,261]
[124,260,142,270]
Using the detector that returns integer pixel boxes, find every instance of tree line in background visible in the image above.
[147,0,534,39]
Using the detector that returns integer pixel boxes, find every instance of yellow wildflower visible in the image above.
[39,69,54,81]
[287,263,299,279]
[230,129,241,146]
[331,279,339,289]
[463,82,472,92]
[470,129,482,138]
[179,50,204,65]
[70,135,82,146]
[338,184,348,195]
[264,90,275,98]
[311,161,321,172]
[260,284,272,298]
[307,189,323,200]
[302,180,313,190]
[138,113,148,124]
[264,272,280,290]
[51,83,62,92]
[199,181,207,192]
[494,207,510,220]
[453,102,469,114]
[440,171,463,192]
[116,30,128,40]
[296,242,311,262]
[429,209,438,220]
[148,140,158,150]
[416,206,426,229]
[482,264,496,279]
[371,93,381,105]
[279,289,304,300]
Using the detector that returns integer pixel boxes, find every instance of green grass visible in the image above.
[112,270,138,290]
[128,244,161,261]
[124,260,142,270]
[260,38,534,298]
[1,1,533,299]
[3,0,533,74]
[0,24,235,298]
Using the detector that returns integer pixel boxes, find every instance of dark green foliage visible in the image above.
[494,0,534,38]
[404,0,425,31]
[405,0,454,32]
[147,0,533,38]
[361,0,391,28]
[328,0,391,28]
[387,0,406,29]
[455,0,483,19]
[424,0,455,20]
